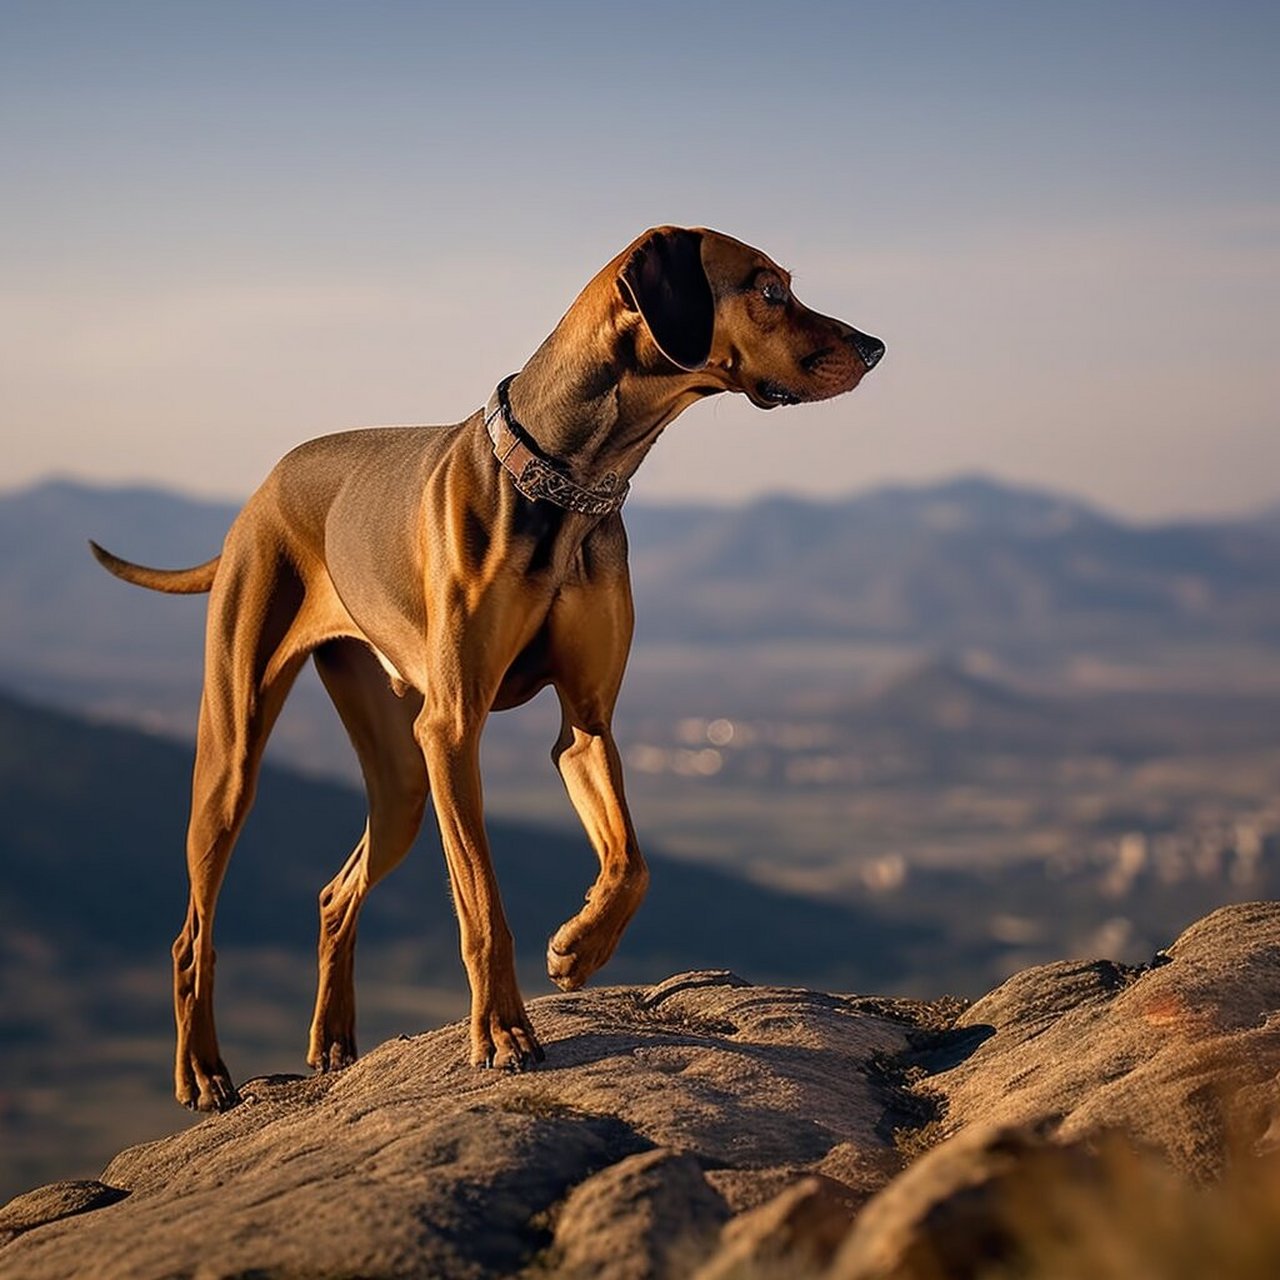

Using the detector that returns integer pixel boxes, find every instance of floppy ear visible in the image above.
[618,227,714,371]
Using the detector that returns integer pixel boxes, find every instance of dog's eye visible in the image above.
[760,280,788,305]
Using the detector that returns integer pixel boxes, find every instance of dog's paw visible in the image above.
[307,1032,358,1074]
[470,1007,545,1072]
[546,919,620,992]
[546,940,589,992]
[176,1056,240,1113]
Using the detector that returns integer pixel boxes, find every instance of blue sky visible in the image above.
[3,1,1277,517]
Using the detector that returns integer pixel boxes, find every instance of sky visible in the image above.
[2,0,1277,520]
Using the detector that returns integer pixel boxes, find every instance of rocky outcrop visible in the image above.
[4,904,1279,1279]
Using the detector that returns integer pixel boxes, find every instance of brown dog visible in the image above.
[91,226,884,1110]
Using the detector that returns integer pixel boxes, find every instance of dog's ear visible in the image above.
[618,227,714,371]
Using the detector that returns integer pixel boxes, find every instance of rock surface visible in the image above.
[4,904,1280,1279]
[932,900,1280,1180]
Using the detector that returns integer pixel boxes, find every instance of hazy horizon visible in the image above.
[3,1,1277,520]
[8,464,1279,529]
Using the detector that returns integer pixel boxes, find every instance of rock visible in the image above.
[695,1174,864,1279]
[825,902,1280,1279]
[928,901,1280,1181]
[4,903,1279,1279]
[539,1148,729,1279]
[0,1181,128,1247]
[830,1123,1280,1280]
[829,1123,1106,1280]
[0,975,920,1279]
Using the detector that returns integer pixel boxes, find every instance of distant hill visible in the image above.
[0,686,914,989]
[842,655,1280,758]
[0,478,234,664]
[846,657,1063,746]
[0,479,233,723]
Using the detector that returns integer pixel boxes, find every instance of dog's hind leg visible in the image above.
[173,538,309,1111]
[307,639,428,1072]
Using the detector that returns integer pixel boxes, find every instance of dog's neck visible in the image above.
[502,282,720,494]
[485,378,631,516]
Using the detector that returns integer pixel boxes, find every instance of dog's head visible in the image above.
[617,226,883,408]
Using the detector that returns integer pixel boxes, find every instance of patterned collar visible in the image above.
[483,376,629,516]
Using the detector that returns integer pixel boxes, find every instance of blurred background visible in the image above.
[2,0,1277,1200]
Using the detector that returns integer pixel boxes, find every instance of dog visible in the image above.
[91,226,884,1110]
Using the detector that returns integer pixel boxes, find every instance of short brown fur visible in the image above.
[91,227,883,1109]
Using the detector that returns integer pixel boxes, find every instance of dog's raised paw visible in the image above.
[546,942,588,993]
[547,918,624,991]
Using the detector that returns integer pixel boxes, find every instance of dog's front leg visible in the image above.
[547,703,650,991]
[545,558,649,991]
[415,697,543,1069]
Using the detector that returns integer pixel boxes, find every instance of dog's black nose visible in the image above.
[849,329,885,370]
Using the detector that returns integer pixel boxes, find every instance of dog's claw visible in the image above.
[200,1077,241,1113]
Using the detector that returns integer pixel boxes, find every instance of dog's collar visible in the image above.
[483,375,629,516]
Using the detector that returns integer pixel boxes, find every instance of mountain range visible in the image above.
[622,476,1280,648]
[3,475,1278,712]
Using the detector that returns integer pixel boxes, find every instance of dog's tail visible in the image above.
[89,541,220,594]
